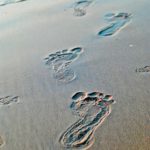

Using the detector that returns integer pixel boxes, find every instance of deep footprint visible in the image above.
[135,66,150,73]
[98,12,131,36]
[44,47,83,83]
[0,96,19,105]
[59,91,115,149]
[0,0,26,6]
[73,0,94,16]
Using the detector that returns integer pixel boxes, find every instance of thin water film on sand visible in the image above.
[59,91,115,149]
[44,47,83,84]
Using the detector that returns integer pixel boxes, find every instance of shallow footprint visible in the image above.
[73,0,94,16]
[0,136,4,147]
[135,66,150,73]
[98,12,131,36]
[44,47,83,83]
[59,91,115,149]
[0,0,26,6]
[53,67,76,83]
[0,96,19,105]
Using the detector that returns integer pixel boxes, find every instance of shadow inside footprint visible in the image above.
[73,0,94,16]
[135,66,150,73]
[98,12,131,36]
[59,91,115,149]
[0,0,27,6]
[44,47,83,83]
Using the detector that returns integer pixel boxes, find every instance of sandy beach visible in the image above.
[0,0,150,149]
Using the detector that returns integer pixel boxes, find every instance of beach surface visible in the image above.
[0,0,150,149]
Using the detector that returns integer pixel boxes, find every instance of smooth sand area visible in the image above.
[0,0,149,149]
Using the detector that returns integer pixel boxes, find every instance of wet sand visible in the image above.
[0,0,150,150]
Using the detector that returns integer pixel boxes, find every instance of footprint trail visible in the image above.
[59,91,115,149]
[98,12,131,36]
[44,47,83,83]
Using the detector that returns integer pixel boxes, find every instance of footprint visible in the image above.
[0,0,26,6]
[0,136,4,147]
[0,96,19,147]
[135,66,150,73]
[0,96,19,105]
[59,91,115,149]
[44,47,83,83]
[73,0,94,17]
[98,12,131,36]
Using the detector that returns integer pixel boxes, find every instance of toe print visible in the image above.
[44,47,83,83]
[136,66,150,73]
[59,91,115,149]
[98,12,131,36]
[0,96,19,105]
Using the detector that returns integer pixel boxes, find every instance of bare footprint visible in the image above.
[0,95,19,147]
[135,66,150,73]
[98,12,131,36]
[73,0,94,16]
[0,96,19,105]
[0,0,26,6]
[44,47,83,83]
[59,91,115,149]
[0,136,4,147]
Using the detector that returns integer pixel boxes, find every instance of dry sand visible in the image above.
[0,0,150,150]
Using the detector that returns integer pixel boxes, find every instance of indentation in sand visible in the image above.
[0,95,19,147]
[135,66,150,73]
[98,12,131,36]
[0,136,4,147]
[0,96,19,105]
[44,47,83,83]
[59,91,115,149]
[0,0,26,6]
[73,0,94,16]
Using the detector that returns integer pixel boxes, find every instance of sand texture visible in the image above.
[0,0,150,150]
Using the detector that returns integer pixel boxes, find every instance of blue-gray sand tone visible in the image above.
[59,91,115,149]
[98,12,131,36]
[44,47,83,83]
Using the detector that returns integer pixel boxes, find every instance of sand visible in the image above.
[0,0,150,150]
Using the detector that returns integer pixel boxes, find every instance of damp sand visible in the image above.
[0,0,150,150]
